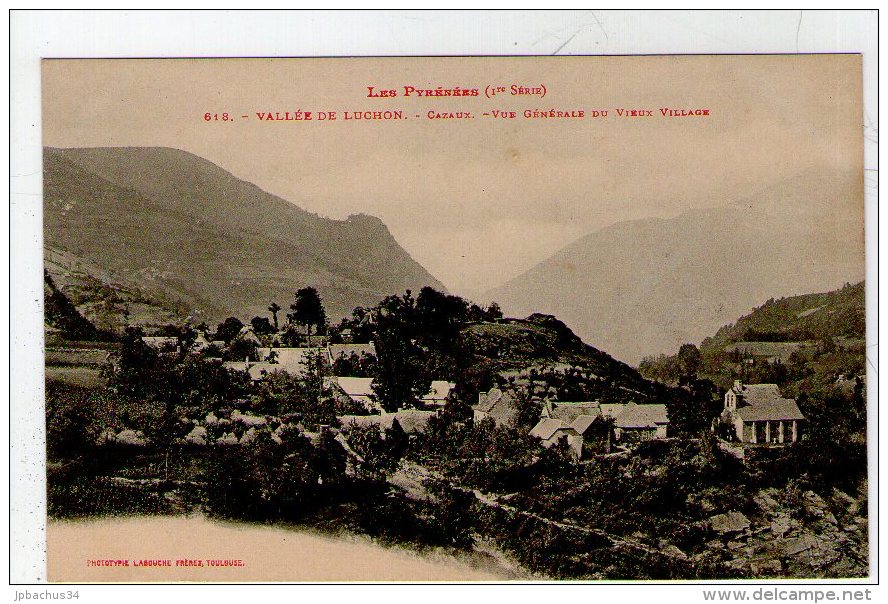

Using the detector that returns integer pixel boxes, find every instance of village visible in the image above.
[114,291,808,465]
[45,283,867,580]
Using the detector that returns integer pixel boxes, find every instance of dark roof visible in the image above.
[529,418,564,440]
[600,403,626,419]
[569,415,602,435]
[733,383,805,421]
[736,400,805,422]
[474,388,520,426]
[488,395,519,425]
[474,388,504,413]
[615,403,669,429]
[550,402,602,423]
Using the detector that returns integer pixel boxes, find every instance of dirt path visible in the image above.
[392,460,691,563]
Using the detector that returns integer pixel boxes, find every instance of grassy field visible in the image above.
[45,366,104,388]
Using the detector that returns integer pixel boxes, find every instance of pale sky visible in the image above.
[42,56,862,295]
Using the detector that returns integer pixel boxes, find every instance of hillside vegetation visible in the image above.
[45,284,867,579]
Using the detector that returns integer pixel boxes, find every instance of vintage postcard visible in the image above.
[40,55,867,582]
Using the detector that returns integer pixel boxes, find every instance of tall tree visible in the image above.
[251,316,275,336]
[268,302,281,331]
[677,343,703,378]
[288,287,327,346]
[371,291,431,412]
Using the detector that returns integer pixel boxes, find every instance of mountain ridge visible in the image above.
[43,146,446,329]
[486,168,864,364]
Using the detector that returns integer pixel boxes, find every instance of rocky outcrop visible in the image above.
[697,486,868,578]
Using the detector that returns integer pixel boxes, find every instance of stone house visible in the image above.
[603,402,670,442]
[720,380,805,444]
[472,388,520,427]
[529,418,584,458]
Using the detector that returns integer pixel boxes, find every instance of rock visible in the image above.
[710,511,751,535]
[753,489,781,516]
[96,429,116,445]
[770,514,793,537]
[115,429,148,446]
[811,548,841,569]
[699,498,717,513]
[216,432,238,446]
[659,543,688,560]
[271,425,284,444]
[783,534,819,557]
[832,488,859,514]
[725,558,749,572]
[803,491,829,518]
[239,427,258,444]
[750,558,782,576]
[205,412,220,426]
[231,410,266,426]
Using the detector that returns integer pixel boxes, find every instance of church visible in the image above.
[720,380,806,445]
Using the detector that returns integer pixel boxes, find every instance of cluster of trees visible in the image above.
[492,436,746,579]
[203,427,347,521]
[332,287,503,412]
[638,344,722,435]
[212,286,328,349]
[193,285,505,414]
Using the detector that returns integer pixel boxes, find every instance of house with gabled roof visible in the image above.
[721,380,805,444]
[608,402,670,441]
[543,401,603,423]
[257,347,331,377]
[532,401,614,458]
[326,376,382,413]
[529,417,583,458]
[420,380,455,408]
[472,388,520,427]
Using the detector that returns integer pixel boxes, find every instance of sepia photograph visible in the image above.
[37,54,869,582]
[8,11,878,592]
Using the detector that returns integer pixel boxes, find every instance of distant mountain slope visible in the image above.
[486,169,864,364]
[703,281,865,350]
[43,147,445,326]
[44,245,185,333]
